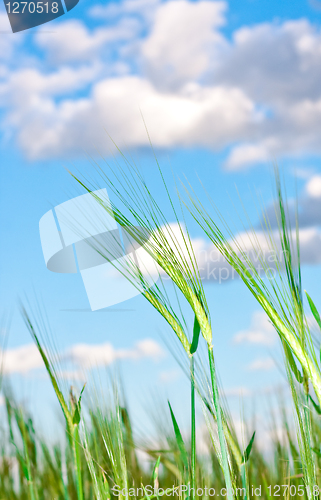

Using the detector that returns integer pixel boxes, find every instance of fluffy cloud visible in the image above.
[159,368,181,383]
[140,0,227,89]
[64,338,164,368]
[0,1,277,160]
[4,75,259,160]
[263,174,321,231]
[0,339,164,375]
[299,176,321,228]
[89,0,161,24]
[0,344,43,374]
[143,219,321,285]
[0,65,100,104]
[0,13,23,61]
[247,357,275,371]
[35,18,140,64]
[306,175,321,198]
[222,386,252,397]
[215,20,321,104]
[233,311,277,346]
[225,142,271,171]
[1,0,321,166]
[218,20,321,169]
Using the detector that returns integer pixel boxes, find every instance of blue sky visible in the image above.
[1,0,321,440]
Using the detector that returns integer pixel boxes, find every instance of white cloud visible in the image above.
[233,311,277,346]
[58,370,87,382]
[131,221,231,283]
[305,175,321,198]
[1,1,321,167]
[292,167,315,179]
[89,0,160,24]
[217,20,321,168]
[0,13,24,61]
[264,174,321,230]
[63,338,164,369]
[159,368,181,383]
[247,357,275,371]
[141,0,227,89]
[5,75,258,160]
[142,220,321,285]
[215,20,321,102]
[231,225,321,268]
[0,339,164,375]
[225,141,271,170]
[0,65,100,105]
[222,386,252,397]
[35,18,140,64]
[0,0,259,160]
[0,344,43,374]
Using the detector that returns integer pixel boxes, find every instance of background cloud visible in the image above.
[147,207,321,285]
[0,339,164,375]
[2,0,321,165]
[5,77,258,160]
[35,18,140,64]
[64,338,164,368]
[247,357,276,371]
[233,311,277,346]
[140,0,227,89]
[0,344,43,374]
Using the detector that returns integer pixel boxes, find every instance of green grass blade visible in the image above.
[190,356,196,500]
[282,340,303,384]
[190,316,200,355]
[73,385,86,426]
[241,431,255,464]
[305,291,321,330]
[208,347,234,500]
[168,401,189,472]
[152,455,161,497]
[308,395,321,415]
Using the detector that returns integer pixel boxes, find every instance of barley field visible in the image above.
[1,162,321,500]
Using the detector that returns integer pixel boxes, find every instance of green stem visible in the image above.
[74,426,84,500]
[190,356,196,500]
[240,463,248,500]
[20,414,36,500]
[208,346,234,500]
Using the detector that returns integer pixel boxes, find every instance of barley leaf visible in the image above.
[305,291,321,330]
[190,315,200,355]
[152,456,161,484]
[12,443,30,481]
[308,394,321,415]
[242,431,256,464]
[283,340,303,384]
[73,384,86,426]
[152,456,161,499]
[168,401,189,471]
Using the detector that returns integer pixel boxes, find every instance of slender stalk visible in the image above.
[20,410,36,500]
[74,426,84,500]
[240,463,249,500]
[208,346,234,500]
[190,356,196,500]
